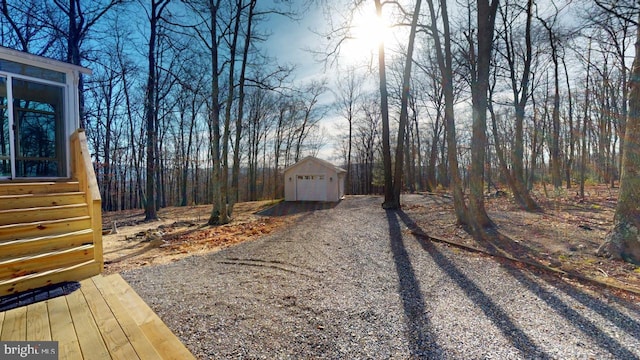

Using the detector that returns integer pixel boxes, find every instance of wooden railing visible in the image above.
[71,129,103,270]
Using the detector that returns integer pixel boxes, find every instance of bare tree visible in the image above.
[597,5,640,264]
[425,0,468,225]
[467,0,499,230]
[0,0,57,54]
[143,0,171,221]
[335,67,365,195]
[230,0,256,212]
[358,95,381,194]
[181,0,227,224]
[536,3,565,189]
[50,0,124,127]
[372,0,394,208]
[294,80,329,161]
[578,41,593,199]
[493,0,540,211]
[389,0,422,208]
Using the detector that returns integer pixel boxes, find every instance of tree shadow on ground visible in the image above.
[386,210,443,358]
[482,228,640,342]
[257,201,339,217]
[389,209,551,359]
[104,241,165,265]
[395,210,639,359]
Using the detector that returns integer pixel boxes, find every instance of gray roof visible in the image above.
[284,156,347,173]
[0,46,92,75]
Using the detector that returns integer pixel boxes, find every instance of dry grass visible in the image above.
[101,200,295,274]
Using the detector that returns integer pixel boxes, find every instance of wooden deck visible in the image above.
[0,274,195,360]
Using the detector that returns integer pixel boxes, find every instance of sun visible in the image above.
[341,7,394,64]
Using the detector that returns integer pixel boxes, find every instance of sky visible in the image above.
[240,0,638,162]
[258,1,390,162]
[258,2,343,161]
[260,2,328,81]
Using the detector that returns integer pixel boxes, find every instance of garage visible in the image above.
[284,156,346,202]
[296,174,327,201]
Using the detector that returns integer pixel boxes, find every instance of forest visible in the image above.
[0,0,638,263]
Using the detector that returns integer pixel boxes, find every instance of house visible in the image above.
[0,47,196,359]
[284,156,346,202]
[0,46,102,296]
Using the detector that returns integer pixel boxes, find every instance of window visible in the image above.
[0,77,8,177]
[0,59,66,83]
[8,78,65,177]
[0,50,77,179]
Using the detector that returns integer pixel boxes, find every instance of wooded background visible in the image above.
[0,1,637,226]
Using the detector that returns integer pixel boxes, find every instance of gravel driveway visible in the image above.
[122,196,640,359]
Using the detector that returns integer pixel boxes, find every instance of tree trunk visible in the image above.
[375,0,394,209]
[208,0,224,225]
[580,42,592,200]
[489,103,541,212]
[538,16,563,189]
[232,0,254,206]
[528,94,539,190]
[468,0,499,230]
[144,0,169,221]
[598,15,640,265]
[221,0,242,220]
[507,0,533,186]
[563,56,574,189]
[274,107,286,198]
[390,0,421,208]
[426,0,467,224]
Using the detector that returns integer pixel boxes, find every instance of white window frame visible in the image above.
[0,71,69,179]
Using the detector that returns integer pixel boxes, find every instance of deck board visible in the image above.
[48,295,82,360]
[105,275,195,360]
[67,286,111,359]
[0,274,195,359]
[26,301,51,340]
[80,276,139,360]
[92,276,162,360]
[1,305,26,340]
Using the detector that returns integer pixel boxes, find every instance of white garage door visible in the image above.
[296,174,327,201]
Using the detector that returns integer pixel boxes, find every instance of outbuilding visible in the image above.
[284,156,346,202]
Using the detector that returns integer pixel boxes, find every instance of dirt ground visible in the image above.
[401,184,640,299]
[101,200,297,274]
[101,185,639,298]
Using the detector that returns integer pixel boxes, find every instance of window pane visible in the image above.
[0,77,8,177]
[0,59,65,83]
[12,78,65,177]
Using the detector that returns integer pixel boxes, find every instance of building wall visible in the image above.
[284,159,343,202]
[0,47,89,179]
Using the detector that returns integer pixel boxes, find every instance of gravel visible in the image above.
[122,195,640,359]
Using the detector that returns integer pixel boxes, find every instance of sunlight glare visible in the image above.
[342,7,393,64]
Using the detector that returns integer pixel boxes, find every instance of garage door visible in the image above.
[296,174,327,201]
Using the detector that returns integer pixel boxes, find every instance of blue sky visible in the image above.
[259,2,328,81]
[258,2,347,160]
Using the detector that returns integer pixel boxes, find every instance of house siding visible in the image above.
[283,157,345,202]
